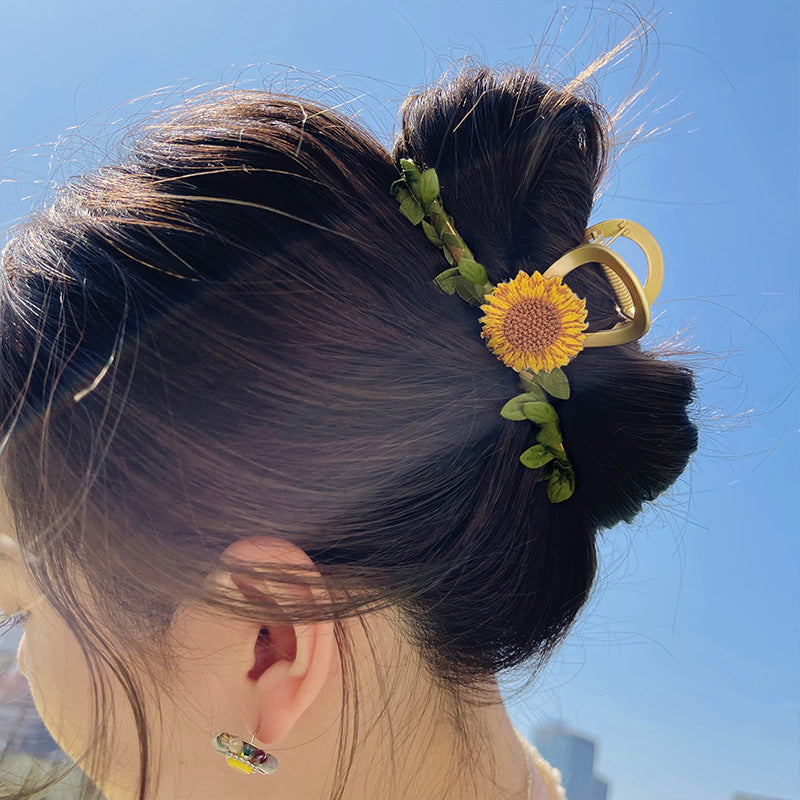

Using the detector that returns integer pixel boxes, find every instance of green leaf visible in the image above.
[525,384,546,402]
[536,423,563,448]
[453,276,486,305]
[389,178,407,198]
[519,445,556,469]
[547,470,575,503]
[500,391,546,420]
[457,258,488,285]
[443,247,456,266]
[433,213,448,236]
[537,461,555,481]
[522,401,558,424]
[433,268,459,294]
[440,232,462,247]
[469,281,489,304]
[399,195,424,226]
[421,220,442,246]
[453,277,473,303]
[400,159,421,182]
[418,169,440,206]
[535,367,570,399]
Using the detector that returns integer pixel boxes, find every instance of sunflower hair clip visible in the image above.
[391,159,664,503]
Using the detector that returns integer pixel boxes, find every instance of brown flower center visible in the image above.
[501,298,562,353]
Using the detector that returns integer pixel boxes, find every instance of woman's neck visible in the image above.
[303,615,538,800]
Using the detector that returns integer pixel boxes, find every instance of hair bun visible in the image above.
[395,66,605,278]
[562,346,697,528]
[395,66,697,528]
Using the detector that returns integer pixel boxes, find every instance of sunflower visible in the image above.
[479,270,588,373]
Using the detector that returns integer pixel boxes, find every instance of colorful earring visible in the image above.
[212,732,278,775]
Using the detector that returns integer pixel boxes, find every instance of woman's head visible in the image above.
[0,66,696,799]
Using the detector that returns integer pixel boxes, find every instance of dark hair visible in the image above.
[0,66,696,799]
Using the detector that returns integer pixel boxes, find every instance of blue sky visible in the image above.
[1,2,797,798]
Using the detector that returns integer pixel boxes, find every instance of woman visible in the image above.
[0,63,697,800]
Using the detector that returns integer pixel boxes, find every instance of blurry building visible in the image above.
[533,722,610,800]
[731,794,791,800]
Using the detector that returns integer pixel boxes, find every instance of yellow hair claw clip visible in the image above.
[544,219,664,347]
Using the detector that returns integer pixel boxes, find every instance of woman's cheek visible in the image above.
[16,631,27,676]
[18,606,95,762]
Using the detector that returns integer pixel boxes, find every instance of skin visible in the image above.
[0,496,550,800]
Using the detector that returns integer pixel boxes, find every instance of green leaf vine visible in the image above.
[391,160,577,503]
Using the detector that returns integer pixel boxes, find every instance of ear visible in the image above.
[225,536,335,746]
[171,536,335,748]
